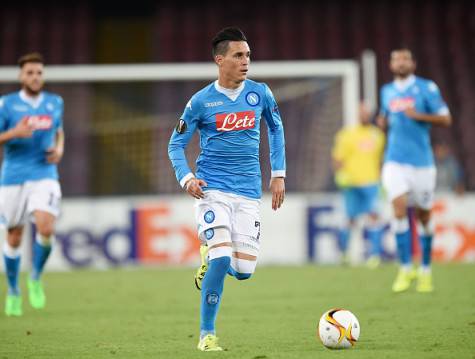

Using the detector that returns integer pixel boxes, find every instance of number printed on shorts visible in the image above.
[48,192,60,210]
[255,221,261,241]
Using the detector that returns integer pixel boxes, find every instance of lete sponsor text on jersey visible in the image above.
[389,97,415,112]
[216,111,255,132]
[24,115,53,130]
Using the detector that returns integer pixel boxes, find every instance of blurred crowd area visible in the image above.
[0,0,473,195]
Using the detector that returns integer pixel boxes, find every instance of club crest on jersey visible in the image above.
[389,97,415,112]
[216,111,256,132]
[24,115,53,130]
[245,91,260,106]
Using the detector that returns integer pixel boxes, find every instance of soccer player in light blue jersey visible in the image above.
[168,27,286,351]
[0,53,64,316]
[378,48,451,293]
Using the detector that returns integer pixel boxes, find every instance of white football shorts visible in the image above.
[0,179,62,228]
[382,162,436,210]
[195,189,261,248]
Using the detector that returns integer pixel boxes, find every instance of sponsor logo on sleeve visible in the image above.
[175,119,187,134]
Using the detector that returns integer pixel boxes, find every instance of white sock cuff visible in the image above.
[3,242,21,258]
[208,245,232,260]
[36,233,55,246]
[417,221,434,236]
[391,217,409,234]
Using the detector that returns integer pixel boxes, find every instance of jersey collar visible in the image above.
[214,80,245,101]
[19,89,44,109]
[393,74,416,92]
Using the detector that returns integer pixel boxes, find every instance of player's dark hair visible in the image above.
[391,47,416,61]
[212,27,247,57]
[18,52,44,68]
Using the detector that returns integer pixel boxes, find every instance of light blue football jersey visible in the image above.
[168,79,286,199]
[0,91,63,185]
[380,75,449,167]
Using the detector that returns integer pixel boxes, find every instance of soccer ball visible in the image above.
[317,308,360,349]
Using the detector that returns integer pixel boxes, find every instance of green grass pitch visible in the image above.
[0,263,474,358]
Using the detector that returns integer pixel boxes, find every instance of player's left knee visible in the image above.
[37,224,55,238]
[417,218,434,236]
[363,213,382,230]
[231,256,257,280]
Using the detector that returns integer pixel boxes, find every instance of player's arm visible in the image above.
[0,117,34,145]
[376,114,388,131]
[168,98,206,199]
[405,80,452,127]
[46,128,64,164]
[47,96,65,164]
[0,98,33,144]
[377,86,389,131]
[262,84,286,211]
[404,108,451,126]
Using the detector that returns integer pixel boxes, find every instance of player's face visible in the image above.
[389,50,416,78]
[19,62,44,95]
[359,103,371,125]
[216,41,250,85]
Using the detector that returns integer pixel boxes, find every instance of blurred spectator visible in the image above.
[434,142,465,195]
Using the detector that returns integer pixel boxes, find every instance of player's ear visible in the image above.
[215,55,224,67]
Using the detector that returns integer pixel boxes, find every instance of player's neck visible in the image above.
[394,73,415,82]
[217,77,243,90]
[393,74,416,92]
[21,87,41,98]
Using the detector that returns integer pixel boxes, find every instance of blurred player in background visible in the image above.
[0,53,64,316]
[332,102,385,268]
[168,27,286,351]
[378,48,451,293]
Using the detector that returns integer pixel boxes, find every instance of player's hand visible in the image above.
[270,177,285,211]
[13,117,34,138]
[185,178,208,199]
[46,146,63,163]
[404,106,421,120]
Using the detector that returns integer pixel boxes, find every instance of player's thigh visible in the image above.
[27,179,62,220]
[359,184,380,215]
[195,191,233,248]
[0,184,29,228]
[413,167,436,211]
[343,188,360,219]
[230,200,260,278]
[231,199,260,255]
[382,162,410,203]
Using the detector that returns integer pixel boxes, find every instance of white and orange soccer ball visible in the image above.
[317,308,360,349]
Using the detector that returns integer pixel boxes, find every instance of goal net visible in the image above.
[0,61,359,196]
